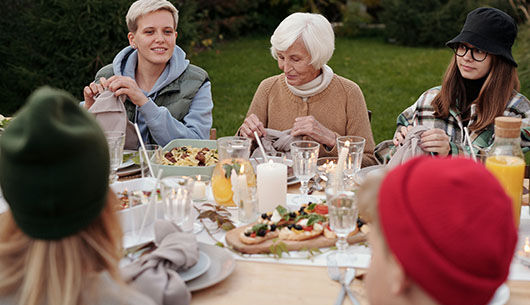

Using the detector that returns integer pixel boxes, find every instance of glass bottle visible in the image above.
[485,116,525,227]
[211,136,257,211]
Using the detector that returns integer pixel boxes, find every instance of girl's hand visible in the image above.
[420,128,450,156]
[82,77,109,109]
[393,125,413,146]
[106,75,148,106]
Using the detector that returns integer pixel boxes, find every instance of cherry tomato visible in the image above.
[303,225,314,231]
[314,205,328,215]
[250,232,256,238]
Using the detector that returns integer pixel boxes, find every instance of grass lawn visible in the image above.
[190,36,451,144]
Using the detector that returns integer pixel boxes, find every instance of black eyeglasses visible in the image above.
[453,43,488,62]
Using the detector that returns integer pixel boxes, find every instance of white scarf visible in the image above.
[286,65,334,101]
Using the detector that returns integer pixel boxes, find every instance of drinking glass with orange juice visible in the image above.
[211,137,256,207]
[485,117,525,227]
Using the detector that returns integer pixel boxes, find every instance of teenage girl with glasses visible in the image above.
[392,7,530,156]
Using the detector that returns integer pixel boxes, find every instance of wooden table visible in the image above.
[191,185,530,305]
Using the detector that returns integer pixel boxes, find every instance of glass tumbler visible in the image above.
[105,131,125,184]
[161,176,194,232]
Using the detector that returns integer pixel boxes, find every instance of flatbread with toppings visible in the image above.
[240,223,279,245]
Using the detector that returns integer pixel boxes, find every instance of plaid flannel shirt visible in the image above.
[395,86,530,155]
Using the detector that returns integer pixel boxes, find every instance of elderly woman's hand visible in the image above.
[239,114,267,138]
[106,75,149,107]
[83,77,110,109]
[291,116,336,147]
[420,128,450,156]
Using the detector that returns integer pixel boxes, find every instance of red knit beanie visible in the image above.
[378,157,517,305]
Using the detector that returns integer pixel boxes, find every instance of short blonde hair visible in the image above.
[126,0,179,32]
[270,12,335,70]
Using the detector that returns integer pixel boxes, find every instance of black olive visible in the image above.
[270,224,277,231]
[244,231,251,237]
[299,206,305,212]
[257,229,266,237]
[261,213,268,219]
[289,212,296,218]
[294,224,303,230]
[300,211,307,216]
[287,224,294,230]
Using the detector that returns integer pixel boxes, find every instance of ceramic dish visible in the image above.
[111,178,165,239]
[179,251,211,282]
[152,139,218,178]
[187,243,236,292]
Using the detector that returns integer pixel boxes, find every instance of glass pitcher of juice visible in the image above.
[485,117,525,227]
[211,136,256,207]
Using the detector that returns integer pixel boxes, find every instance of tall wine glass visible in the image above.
[290,140,320,208]
[337,136,365,187]
[328,191,358,251]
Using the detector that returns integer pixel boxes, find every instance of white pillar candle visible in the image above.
[257,160,287,212]
[192,180,207,201]
[336,141,350,183]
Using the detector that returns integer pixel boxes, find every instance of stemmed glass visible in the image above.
[105,131,125,184]
[290,140,320,208]
[337,136,365,186]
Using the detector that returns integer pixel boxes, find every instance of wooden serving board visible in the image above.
[225,224,367,254]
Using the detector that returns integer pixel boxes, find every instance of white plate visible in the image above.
[179,251,211,282]
[187,243,236,292]
[487,284,509,305]
[117,164,141,177]
[287,176,300,186]
[118,159,135,170]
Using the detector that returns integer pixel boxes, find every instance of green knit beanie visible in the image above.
[0,87,110,240]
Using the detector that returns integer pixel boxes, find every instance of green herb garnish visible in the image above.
[251,223,269,233]
[275,205,290,220]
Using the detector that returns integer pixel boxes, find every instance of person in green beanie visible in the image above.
[0,87,156,305]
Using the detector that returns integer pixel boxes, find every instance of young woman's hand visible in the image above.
[393,125,413,146]
[239,114,267,138]
[83,77,109,109]
[420,128,450,156]
[106,75,149,107]
[290,115,336,148]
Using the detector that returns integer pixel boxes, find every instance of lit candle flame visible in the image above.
[345,140,350,148]
[524,237,530,255]
[240,164,245,174]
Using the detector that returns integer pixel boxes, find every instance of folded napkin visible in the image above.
[121,220,199,305]
[88,90,139,149]
[251,128,302,159]
[387,125,430,169]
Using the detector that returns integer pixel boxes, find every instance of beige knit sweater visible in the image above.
[246,74,377,167]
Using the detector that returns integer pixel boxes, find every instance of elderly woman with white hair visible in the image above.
[239,12,376,164]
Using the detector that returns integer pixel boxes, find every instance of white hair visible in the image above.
[126,0,179,33]
[270,12,335,70]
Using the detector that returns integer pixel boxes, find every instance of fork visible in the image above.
[328,264,360,305]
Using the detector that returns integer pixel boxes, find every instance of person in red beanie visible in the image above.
[357,156,517,305]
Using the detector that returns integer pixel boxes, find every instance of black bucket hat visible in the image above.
[446,7,518,67]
